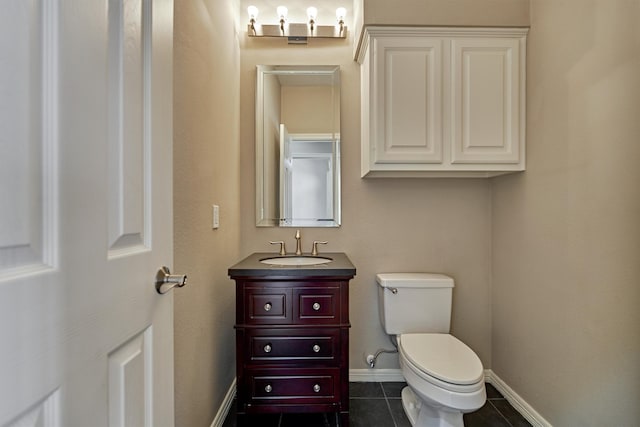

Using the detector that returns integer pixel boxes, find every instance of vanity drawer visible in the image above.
[248,328,339,362]
[244,287,292,324]
[248,368,339,403]
[294,286,341,324]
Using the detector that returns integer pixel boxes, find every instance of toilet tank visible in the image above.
[377,273,454,335]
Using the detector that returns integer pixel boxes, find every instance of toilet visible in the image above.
[377,273,486,427]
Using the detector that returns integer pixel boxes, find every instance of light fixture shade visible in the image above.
[306,7,318,21]
[277,6,288,20]
[247,5,259,20]
[336,7,346,21]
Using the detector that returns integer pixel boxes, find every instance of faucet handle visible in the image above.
[311,241,328,256]
[295,229,302,255]
[269,241,287,256]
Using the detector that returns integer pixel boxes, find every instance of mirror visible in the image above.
[256,65,341,227]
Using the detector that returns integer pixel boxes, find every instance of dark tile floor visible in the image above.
[222,382,532,427]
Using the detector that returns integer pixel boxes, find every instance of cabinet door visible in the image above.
[371,36,443,165]
[450,37,523,164]
[244,286,293,324]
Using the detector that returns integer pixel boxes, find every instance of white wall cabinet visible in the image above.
[357,27,528,178]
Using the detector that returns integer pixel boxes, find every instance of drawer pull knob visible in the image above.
[312,344,321,353]
[313,384,321,393]
[312,302,321,311]
[264,302,272,312]
[264,344,272,353]
[265,384,273,393]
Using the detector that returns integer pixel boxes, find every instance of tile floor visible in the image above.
[222,382,532,427]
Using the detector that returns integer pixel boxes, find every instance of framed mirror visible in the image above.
[255,65,341,227]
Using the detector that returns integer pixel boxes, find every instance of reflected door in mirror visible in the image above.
[256,65,341,227]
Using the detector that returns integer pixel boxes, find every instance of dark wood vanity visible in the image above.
[229,253,356,426]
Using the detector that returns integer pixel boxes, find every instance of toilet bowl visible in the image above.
[376,273,487,427]
[398,334,485,427]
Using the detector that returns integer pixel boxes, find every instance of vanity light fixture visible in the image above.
[247,5,347,44]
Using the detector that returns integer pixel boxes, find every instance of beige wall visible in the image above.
[237,0,529,371]
[492,1,640,425]
[262,72,281,224]
[173,0,640,424]
[173,0,241,425]
[361,0,530,26]
[281,86,335,134]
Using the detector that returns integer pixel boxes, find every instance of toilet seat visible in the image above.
[398,334,484,393]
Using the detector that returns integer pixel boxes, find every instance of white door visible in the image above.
[279,124,292,224]
[0,1,176,426]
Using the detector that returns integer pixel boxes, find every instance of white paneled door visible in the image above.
[0,1,175,426]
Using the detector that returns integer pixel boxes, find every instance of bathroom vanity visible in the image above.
[229,253,356,426]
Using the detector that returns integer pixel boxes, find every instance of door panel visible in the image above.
[0,0,54,276]
[108,0,148,253]
[450,38,521,164]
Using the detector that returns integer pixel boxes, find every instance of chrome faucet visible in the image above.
[295,229,302,255]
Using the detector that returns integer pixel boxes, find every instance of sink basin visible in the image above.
[259,256,333,266]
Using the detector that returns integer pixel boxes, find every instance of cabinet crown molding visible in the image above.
[356,26,529,64]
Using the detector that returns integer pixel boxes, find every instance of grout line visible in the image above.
[488,399,514,427]
[349,396,387,399]
[380,384,400,427]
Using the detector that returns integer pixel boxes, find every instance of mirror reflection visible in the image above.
[256,65,341,227]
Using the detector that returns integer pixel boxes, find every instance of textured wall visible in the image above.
[172,0,537,424]
[237,0,530,372]
[173,0,241,425]
[361,0,529,26]
[492,1,640,425]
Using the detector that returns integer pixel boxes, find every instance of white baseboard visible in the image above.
[349,368,506,385]
[349,368,405,382]
[485,370,552,427]
[210,378,236,427]
[211,370,552,427]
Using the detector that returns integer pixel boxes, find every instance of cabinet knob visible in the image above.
[313,384,321,393]
[312,302,321,311]
[265,384,273,393]
[264,302,272,312]
[264,344,272,353]
[312,344,320,353]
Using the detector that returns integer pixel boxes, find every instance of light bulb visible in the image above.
[307,7,318,21]
[247,5,259,20]
[307,6,317,30]
[277,6,288,20]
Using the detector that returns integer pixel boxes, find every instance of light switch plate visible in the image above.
[212,205,219,229]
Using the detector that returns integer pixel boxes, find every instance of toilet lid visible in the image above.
[399,334,484,386]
